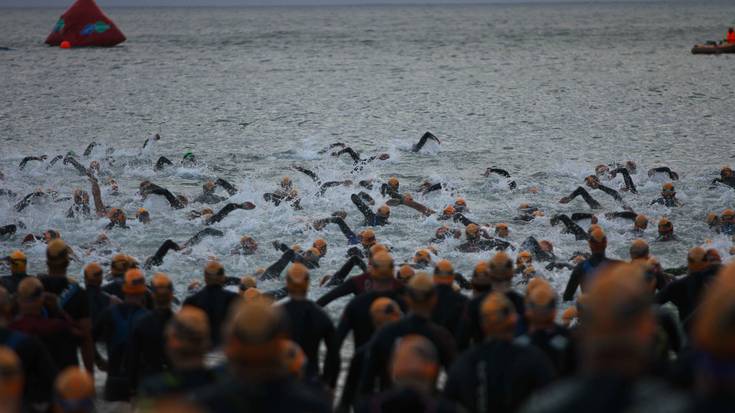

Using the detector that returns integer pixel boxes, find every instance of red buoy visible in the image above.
[60,40,71,49]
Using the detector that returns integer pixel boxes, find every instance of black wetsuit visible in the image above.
[357,387,462,413]
[63,156,89,175]
[183,285,240,347]
[19,156,46,170]
[145,228,224,268]
[711,176,735,189]
[317,216,359,245]
[444,338,555,413]
[648,167,679,180]
[192,376,332,413]
[86,286,115,325]
[154,156,173,171]
[457,239,509,253]
[337,343,369,413]
[93,302,150,401]
[194,191,226,204]
[141,183,186,209]
[139,367,217,399]
[281,298,340,386]
[562,254,623,301]
[562,187,602,209]
[352,194,388,226]
[322,256,368,289]
[336,290,407,351]
[455,290,526,351]
[651,196,682,207]
[0,273,28,294]
[412,131,440,152]
[359,313,457,395]
[102,279,155,310]
[655,269,716,327]
[0,327,57,406]
[128,308,173,392]
[520,237,556,262]
[550,214,588,240]
[520,376,673,413]
[609,167,638,193]
[431,284,469,336]
[205,203,252,225]
[520,325,575,377]
[39,275,91,369]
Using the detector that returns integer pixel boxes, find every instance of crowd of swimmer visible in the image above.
[1,132,735,413]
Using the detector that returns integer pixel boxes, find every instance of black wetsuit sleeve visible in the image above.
[564,187,602,209]
[146,240,181,268]
[412,131,439,152]
[316,281,356,307]
[184,228,224,248]
[19,156,44,170]
[148,187,185,209]
[321,317,340,387]
[328,217,358,245]
[0,224,17,236]
[648,167,679,180]
[63,156,88,175]
[154,156,173,171]
[261,249,295,281]
[607,211,638,221]
[611,168,637,194]
[15,192,41,212]
[49,155,64,166]
[454,273,472,290]
[452,213,476,226]
[423,183,443,193]
[336,148,362,163]
[351,194,376,224]
[213,178,237,196]
[598,184,623,202]
[570,213,595,221]
[320,181,348,195]
[330,257,365,284]
[551,215,588,241]
[205,203,241,225]
[563,264,584,301]
[485,168,511,178]
[83,142,97,156]
[293,166,320,183]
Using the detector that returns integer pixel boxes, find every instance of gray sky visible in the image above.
[1,0,694,8]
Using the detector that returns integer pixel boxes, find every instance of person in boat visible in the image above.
[727,27,735,43]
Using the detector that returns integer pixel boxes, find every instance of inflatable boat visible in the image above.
[691,42,735,55]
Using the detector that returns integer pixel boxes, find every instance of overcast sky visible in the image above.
[1,0,699,8]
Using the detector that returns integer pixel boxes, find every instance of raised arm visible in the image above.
[560,187,602,209]
[154,156,173,171]
[83,142,97,156]
[412,131,440,152]
[648,167,679,180]
[63,156,88,175]
[351,194,375,223]
[292,165,321,184]
[334,147,362,163]
[87,174,106,217]
[205,202,255,225]
[215,178,238,196]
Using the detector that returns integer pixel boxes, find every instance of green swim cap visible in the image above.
[183,152,194,160]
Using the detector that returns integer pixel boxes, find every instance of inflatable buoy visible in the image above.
[60,40,71,49]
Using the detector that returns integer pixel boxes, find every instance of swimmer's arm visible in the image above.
[562,265,583,302]
[453,213,477,227]
[560,187,602,209]
[612,168,638,194]
[648,167,679,180]
[351,194,376,223]
[215,178,238,196]
[63,156,88,175]
[292,166,320,184]
[83,142,97,157]
[402,198,435,216]
[335,148,362,163]
[412,131,440,152]
[330,256,365,284]
[421,182,443,194]
[316,281,356,307]
[320,180,352,195]
[0,225,16,236]
[87,175,106,217]
[145,239,181,268]
[483,168,511,178]
[48,155,64,166]
[570,213,595,222]
[19,156,45,170]
[329,217,359,245]
[183,228,224,248]
[598,184,623,202]
[604,211,637,221]
[154,156,173,171]
[260,249,295,281]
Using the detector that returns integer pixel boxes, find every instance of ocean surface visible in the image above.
[1,2,734,406]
